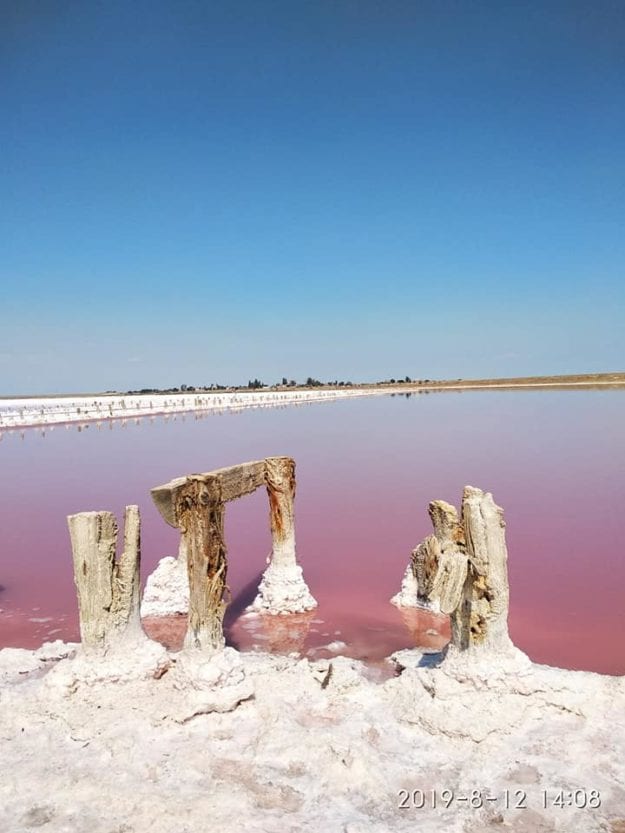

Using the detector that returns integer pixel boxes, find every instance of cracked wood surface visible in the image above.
[401,486,512,654]
[67,505,143,649]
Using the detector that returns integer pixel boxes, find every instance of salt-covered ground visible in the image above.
[1,638,624,833]
[0,388,389,430]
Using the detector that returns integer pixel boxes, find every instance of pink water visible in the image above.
[1,390,623,674]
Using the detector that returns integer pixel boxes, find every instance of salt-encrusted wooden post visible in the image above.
[265,456,296,568]
[251,456,317,612]
[456,486,512,653]
[176,478,228,651]
[67,505,143,649]
[151,462,268,651]
[391,486,513,655]
[391,499,467,613]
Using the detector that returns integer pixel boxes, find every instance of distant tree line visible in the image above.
[125,384,229,394]
[123,375,443,396]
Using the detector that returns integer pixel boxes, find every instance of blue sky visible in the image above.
[1,1,623,393]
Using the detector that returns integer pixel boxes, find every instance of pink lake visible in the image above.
[0,389,623,674]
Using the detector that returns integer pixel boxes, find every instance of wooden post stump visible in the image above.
[67,505,143,649]
[392,486,513,655]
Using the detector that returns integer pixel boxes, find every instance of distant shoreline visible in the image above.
[0,372,623,430]
[1,371,624,400]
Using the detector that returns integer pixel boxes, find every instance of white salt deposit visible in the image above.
[1,640,623,832]
[0,388,389,431]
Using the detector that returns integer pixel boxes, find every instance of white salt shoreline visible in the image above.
[1,379,622,431]
[0,388,389,431]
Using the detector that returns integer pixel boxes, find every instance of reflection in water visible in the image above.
[143,607,445,663]
[0,398,343,443]
[397,607,450,652]
[233,609,317,655]
[142,615,186,651]
[142,611,318,656]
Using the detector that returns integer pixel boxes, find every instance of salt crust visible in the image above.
[141,557,317,617]
[1,638,624,832]
[141,556,189,617]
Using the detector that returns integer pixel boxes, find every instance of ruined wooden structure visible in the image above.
[68,471,509,661]
[67,456,316,654]
[392,486,512,654]
[151,456,316,650]
[67,505,144,649]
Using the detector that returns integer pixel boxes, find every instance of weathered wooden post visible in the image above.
[456,486,512,653]
[251,456,317,613]
[67,505,143,649]
[175,477,228,651]
[151,461,268,651]
[265,456,297,568]
[391,486,513,655]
